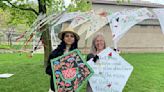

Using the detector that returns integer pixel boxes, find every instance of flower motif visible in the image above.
[99,11,107,17]
[64,56,70,60]
[66,63,70,67]
[74,85,78,90]
[58,88,63,92]
[108,52,112,57]
[56,74,59,77]
[59,81,65,86]
[65,83,71,87]
[53,61,60,65]
[62,68,76,79]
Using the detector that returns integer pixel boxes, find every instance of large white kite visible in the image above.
[107,8,154,48]
[85,13,108,39]
[88,47,133,92]
[153,8,164,34]
[69,12,91,28]
[54,12,81,26]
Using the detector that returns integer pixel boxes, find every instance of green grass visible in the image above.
[121,53,164,92]
[0,53,48,92]
[0,53,86,92]
[0,53,164,92]
[0,45,10,49]
[0,44,32,50]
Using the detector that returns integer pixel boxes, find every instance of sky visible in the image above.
[142,0,164,4]
[64,0,71,7]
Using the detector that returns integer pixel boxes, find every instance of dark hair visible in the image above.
[54,32,78,56]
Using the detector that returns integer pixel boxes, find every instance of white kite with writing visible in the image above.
[88,47,133,92]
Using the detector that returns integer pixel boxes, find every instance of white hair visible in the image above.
[90,33,106,54]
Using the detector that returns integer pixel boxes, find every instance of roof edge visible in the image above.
[92,0,164,8]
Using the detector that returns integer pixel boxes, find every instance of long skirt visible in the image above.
[86,82,93,92]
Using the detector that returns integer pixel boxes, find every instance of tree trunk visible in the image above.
[9,35,12,47]
[41,26,52,67]
[38,0,52,67]
[7,31,12,47]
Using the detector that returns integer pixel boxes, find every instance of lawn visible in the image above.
[0,53,164,92]
[0,44,32,50]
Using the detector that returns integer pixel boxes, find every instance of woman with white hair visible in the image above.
[86,33,106,92]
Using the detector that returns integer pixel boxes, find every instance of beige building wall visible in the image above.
[117,25,164,52]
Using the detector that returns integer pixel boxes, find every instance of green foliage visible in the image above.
[68,0,92,12]
[0,45,10,49]
[0,8,36,31]
[117,0,131,3]
[51,0,65,13]
[47,0,91,14]
[8,8,36,27]
[0,1,8,10]
[0,0,91,30]
[0,8,10,28]
[0,0,37,31]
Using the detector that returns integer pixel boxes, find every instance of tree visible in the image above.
[0,2,36,48]
[0,8,10,28]
[0,0,91,67]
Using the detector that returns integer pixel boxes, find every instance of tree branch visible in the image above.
[6,0,39,16]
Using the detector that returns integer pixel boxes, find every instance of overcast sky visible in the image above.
[142,0,164,4]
